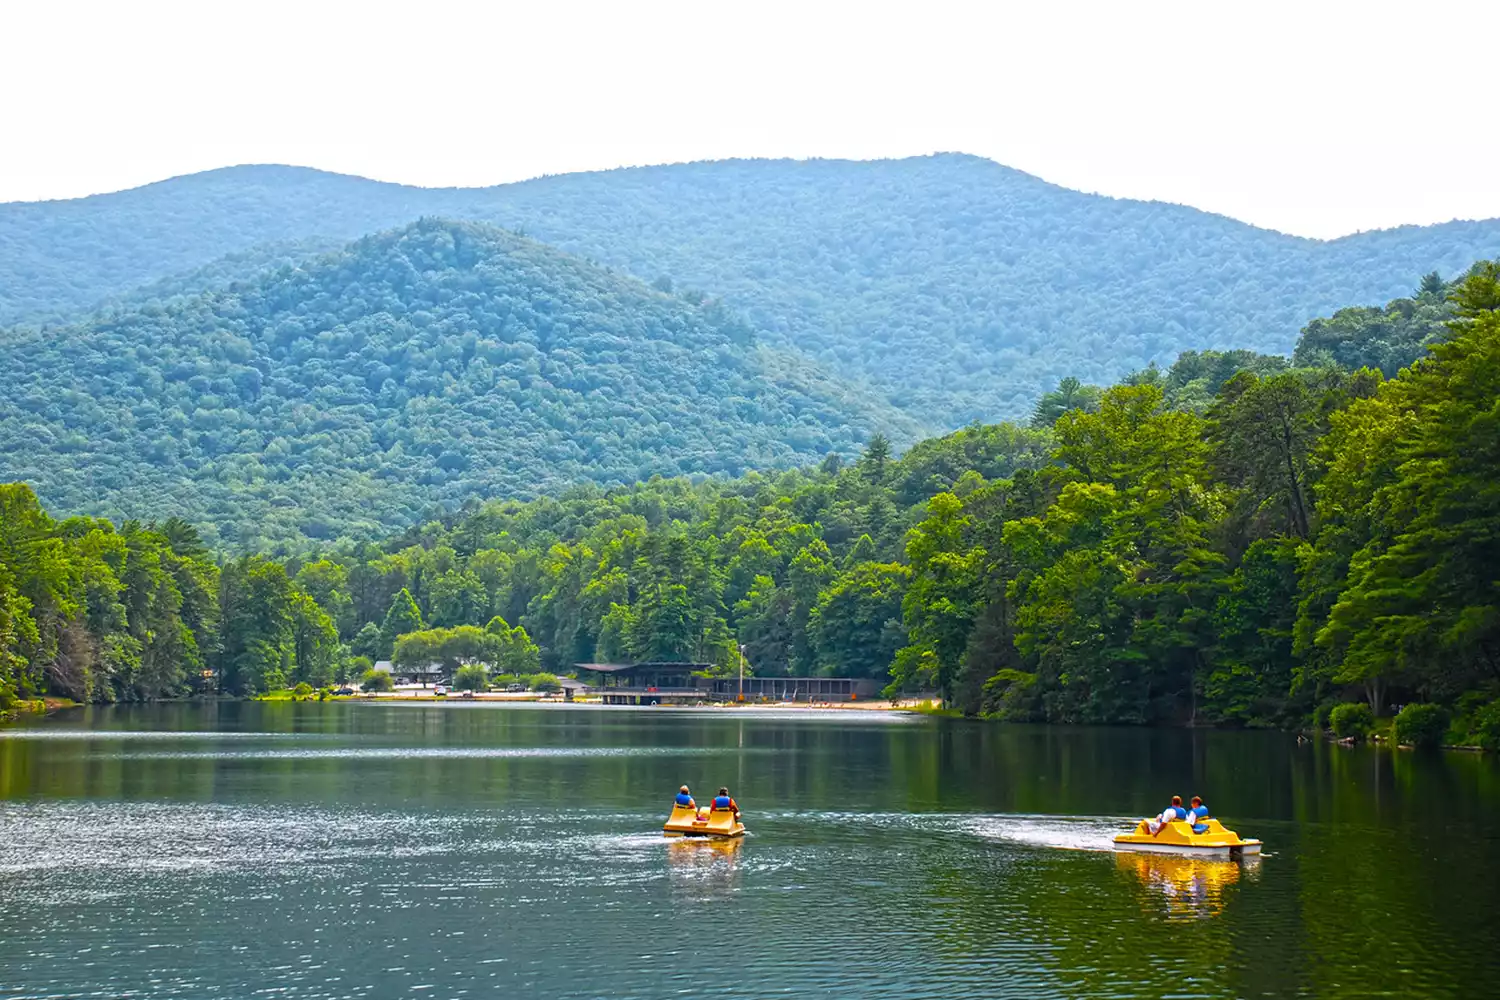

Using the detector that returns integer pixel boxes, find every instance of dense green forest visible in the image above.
[0,219,910,547]
[4,265,1497,746]
[5,156,1499,423]
[1293,270,1458,376]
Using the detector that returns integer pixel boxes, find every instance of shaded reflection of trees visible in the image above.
[1286,746,1500,998]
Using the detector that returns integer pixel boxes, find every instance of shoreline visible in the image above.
[24,696,1487,748]
[349,690,916,712]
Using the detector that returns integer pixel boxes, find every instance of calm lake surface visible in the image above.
[2,703,1498,999]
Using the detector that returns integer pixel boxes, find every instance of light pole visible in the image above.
[738,644,746,703]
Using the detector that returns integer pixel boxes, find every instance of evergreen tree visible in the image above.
[860,435,892,484]
[1030,376,1103,428]
[380,589,424,656]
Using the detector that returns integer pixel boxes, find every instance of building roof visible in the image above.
[375,660,443,675]
[575,662,715,674]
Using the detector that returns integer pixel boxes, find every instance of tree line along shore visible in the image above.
[2,264,1498,749]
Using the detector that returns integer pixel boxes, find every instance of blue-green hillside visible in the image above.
[0,219,910,548]
[6,155,1498,423]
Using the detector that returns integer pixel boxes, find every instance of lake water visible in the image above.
[1,703,1497,999]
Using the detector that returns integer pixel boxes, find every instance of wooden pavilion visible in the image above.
[575,663,884,704]
[575,662,714,705]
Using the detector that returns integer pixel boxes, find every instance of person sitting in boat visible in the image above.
[1149,795,1189,834]
[1187,796,1211,833]
[711,787,739,816]
[674,785,696,809]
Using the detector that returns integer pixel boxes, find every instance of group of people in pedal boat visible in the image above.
[1148,795,1213,834]
[674,784,740,817]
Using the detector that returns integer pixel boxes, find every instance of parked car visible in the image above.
[433,685,448,697]
[334,687,355,696]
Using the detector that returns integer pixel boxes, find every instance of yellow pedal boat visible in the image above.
[663,803,745,839]
[1113,816,1261,858]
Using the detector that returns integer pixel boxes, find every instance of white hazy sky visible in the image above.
[3,0,1497,238]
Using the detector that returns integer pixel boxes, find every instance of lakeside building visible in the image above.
[558,677,591,702]
[372,660,446,686]
[576,663,882,705]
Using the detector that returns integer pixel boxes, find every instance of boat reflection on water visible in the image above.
[1115,850,1260,920]
[666,836,743,898]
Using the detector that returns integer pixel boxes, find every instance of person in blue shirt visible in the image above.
[674,785,695,808]
[711,786,739,817]
[1187,796,1211,833]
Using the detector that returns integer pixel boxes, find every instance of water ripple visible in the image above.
[2,707,1496,1000]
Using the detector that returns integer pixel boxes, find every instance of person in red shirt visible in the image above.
[711,787,739,817]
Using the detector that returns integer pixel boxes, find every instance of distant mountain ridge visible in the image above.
[4,154,1500,424]
[0,219,910,547]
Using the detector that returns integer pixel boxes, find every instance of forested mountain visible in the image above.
[5,265,1497,748]
[6,156,1499,423]
[0,219,909,548]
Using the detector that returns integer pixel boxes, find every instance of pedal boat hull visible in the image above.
[1112,817,1261,858]
[663,803,745,839]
